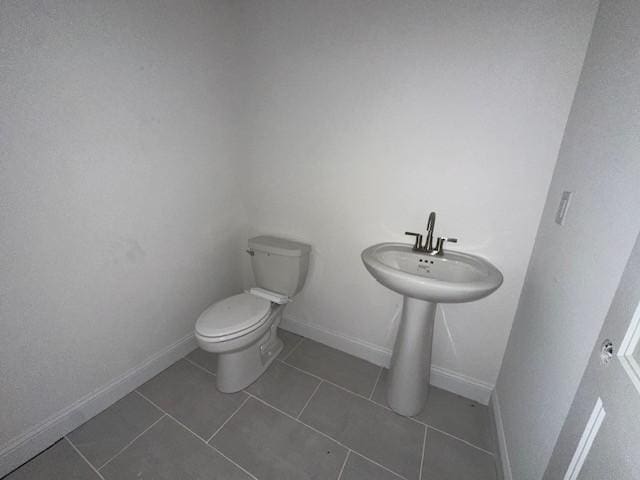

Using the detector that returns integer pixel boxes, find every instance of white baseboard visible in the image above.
[490,389,513,480]
[430,365,493,405]
[0,333,197,477]
[281,316,392,367]
[281,316,493,405]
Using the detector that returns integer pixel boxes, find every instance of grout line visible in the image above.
[207,395,250,443]
[278,358,322,379]
[183,356,217,376]
[281,336,305,361]
[369,366,383,400]
[38,349,489,480]
[64,436,106,480]
[419,426,428,480]
[188,346,491,456]
[135,390,259,480]
[336,449,351,480]
[244,392,410,480]
[297,380,323,419]
[188,341,426,433]
[282,357,493,454]
[137,382,415,480]
[280,359,377,403]
[207,443,259,480]
[134,391,208,440]
[97,414,166,471]
[342,450,407,480]
[366,390,426,425]
[428,425,495,456]
[281,360,428,422]
[182,348,442,453]
[174,354,410,478]
[134,391,165,417]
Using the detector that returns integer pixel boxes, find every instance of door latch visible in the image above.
[600,339,614,365]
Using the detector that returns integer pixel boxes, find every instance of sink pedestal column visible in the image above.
[387,296,436,416]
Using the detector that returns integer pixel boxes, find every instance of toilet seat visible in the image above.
[195,293,271,342]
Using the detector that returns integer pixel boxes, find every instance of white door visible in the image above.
[544,233,640,479]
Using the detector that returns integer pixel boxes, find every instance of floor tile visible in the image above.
[100,416,252,480]
[138,359,246,439]
[246,360,321,416]
[372,369,493,452]
[67,391,162,468]
[421,429,496,480]
[370,368,389,405]
[340,452,404,480]
[5,439,100,480]
[211,397,347,480]
[300,382,424,480]
[186,347,218,374]
[186,328,300,371]
[278,328,303,359]
[418,386,493,452]
[285,339,380,396]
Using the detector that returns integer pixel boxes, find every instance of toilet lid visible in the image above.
[195,293,271,339]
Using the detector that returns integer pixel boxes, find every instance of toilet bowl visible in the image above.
[195,236,311,393]
[195,291,287,392]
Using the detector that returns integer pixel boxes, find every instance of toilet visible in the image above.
[195,235,311,393]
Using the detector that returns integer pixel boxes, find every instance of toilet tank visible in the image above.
[248,236,311,297]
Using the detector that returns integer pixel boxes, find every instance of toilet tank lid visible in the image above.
[248,236,311,257]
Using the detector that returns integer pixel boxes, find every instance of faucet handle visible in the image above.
[405,232,423,250]
[435,237,458,255]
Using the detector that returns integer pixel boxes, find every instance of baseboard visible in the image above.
[0,332,197,477]
[490,389,513,480]
[281,316,493,405]
[281,315,392,367]
[430,365,493,405]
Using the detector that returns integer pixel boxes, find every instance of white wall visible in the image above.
[0,0,245,469]
[238,0,598,393]
[495,0,640,477]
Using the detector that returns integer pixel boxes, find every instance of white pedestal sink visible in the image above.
[362,243,503,416]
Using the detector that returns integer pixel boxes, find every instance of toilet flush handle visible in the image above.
[246,249,255,256]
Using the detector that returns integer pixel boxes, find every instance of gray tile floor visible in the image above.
[6,330,497,480]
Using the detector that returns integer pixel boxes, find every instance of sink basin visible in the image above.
[361,242,502,303]
[361,242,503,417]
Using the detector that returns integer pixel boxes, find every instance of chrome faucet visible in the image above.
[405,211,458,255]
[424,211,436,253]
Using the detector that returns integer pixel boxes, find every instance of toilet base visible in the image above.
[216,321,284,393]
